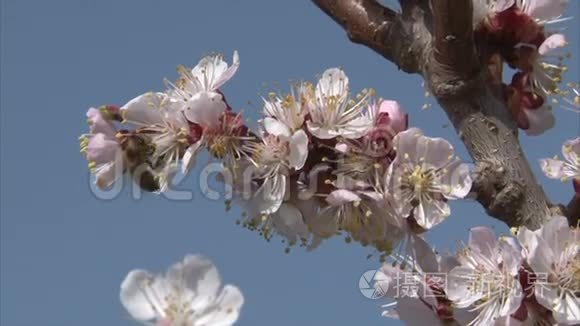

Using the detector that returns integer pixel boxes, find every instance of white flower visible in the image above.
[263,82,313,133]
[320,188,391,246]
[80,107,124,188]
[120,254,243,326]
[517,216,580,324]
[121,92,201,183]
[243,125,309,214]
[386,128,472,230]
[167,51,240,128]
[540,137,580,182]
[306,68,372,139]
[377,244,478,325]
[447,227,524,326]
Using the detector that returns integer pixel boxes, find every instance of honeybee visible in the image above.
[117,131,161,192]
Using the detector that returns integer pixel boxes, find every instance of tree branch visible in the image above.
[311,0,423,73]
[311,0,554,229]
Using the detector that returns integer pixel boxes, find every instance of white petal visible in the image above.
[409,235,439,273]
[497,283,524,319]
[414,198,449,229]
[167,255,221,307]
[538,34,567,55]
[393,128,423,163]
[263,117,291,138]
[326,189,361,206]
[95,161,122,189]
[552,293,580,324]
[447,266,482,307]
[538,215,570,256]
[419,136,455,169]
[184,91,227,127]
[191,54,228,91]
[288,130,309,170]
[498,237,523,275]
[87,133,119,164]
[441,160,473,199]
[212,51,240,90]
[306,121,339,139]
[273,203,310,243]
[468,226,498,257]
[195,285,244,326]
[120,270,158,321]
[121,92,165,126]
[182,142,202,174]
[315,67,349,100]
[527,236,554,276]
[340,116,372,139]
[523,106,555,136]
[257,174,287,215]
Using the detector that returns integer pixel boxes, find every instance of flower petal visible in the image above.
[414,198,449,229]
[420,136,455,169]
[120,270,158,322]
[167,255,221,309]
[447,266,482,307]
[184,91,227,127]
[340,115,372,139]
[263,117,290,138]
[326,189,361,206]
[315,67,349,100]
[86,133,119,164]
[442,160,473,199]
[212,51,240,90]
[468,226,498,257]
[273,203,310,244]
[306,121,339,139]
[379,100,407,133]
[288,130,309,170]
[182,141,202,174]
[95,161,123,189]
[538,34,567,55]
[121,92,165,126]
[523,105,555,136]
[87,107,116,136]
[393,128,424,163]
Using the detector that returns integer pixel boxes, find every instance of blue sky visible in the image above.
[1,0,578,325]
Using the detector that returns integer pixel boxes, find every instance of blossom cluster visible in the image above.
[79,52,473,258]
[473,0,573,135]
[377,215,579,325]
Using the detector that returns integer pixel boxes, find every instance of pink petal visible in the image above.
[378,100,407,133]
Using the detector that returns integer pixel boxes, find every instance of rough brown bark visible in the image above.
[311,0,559,229]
